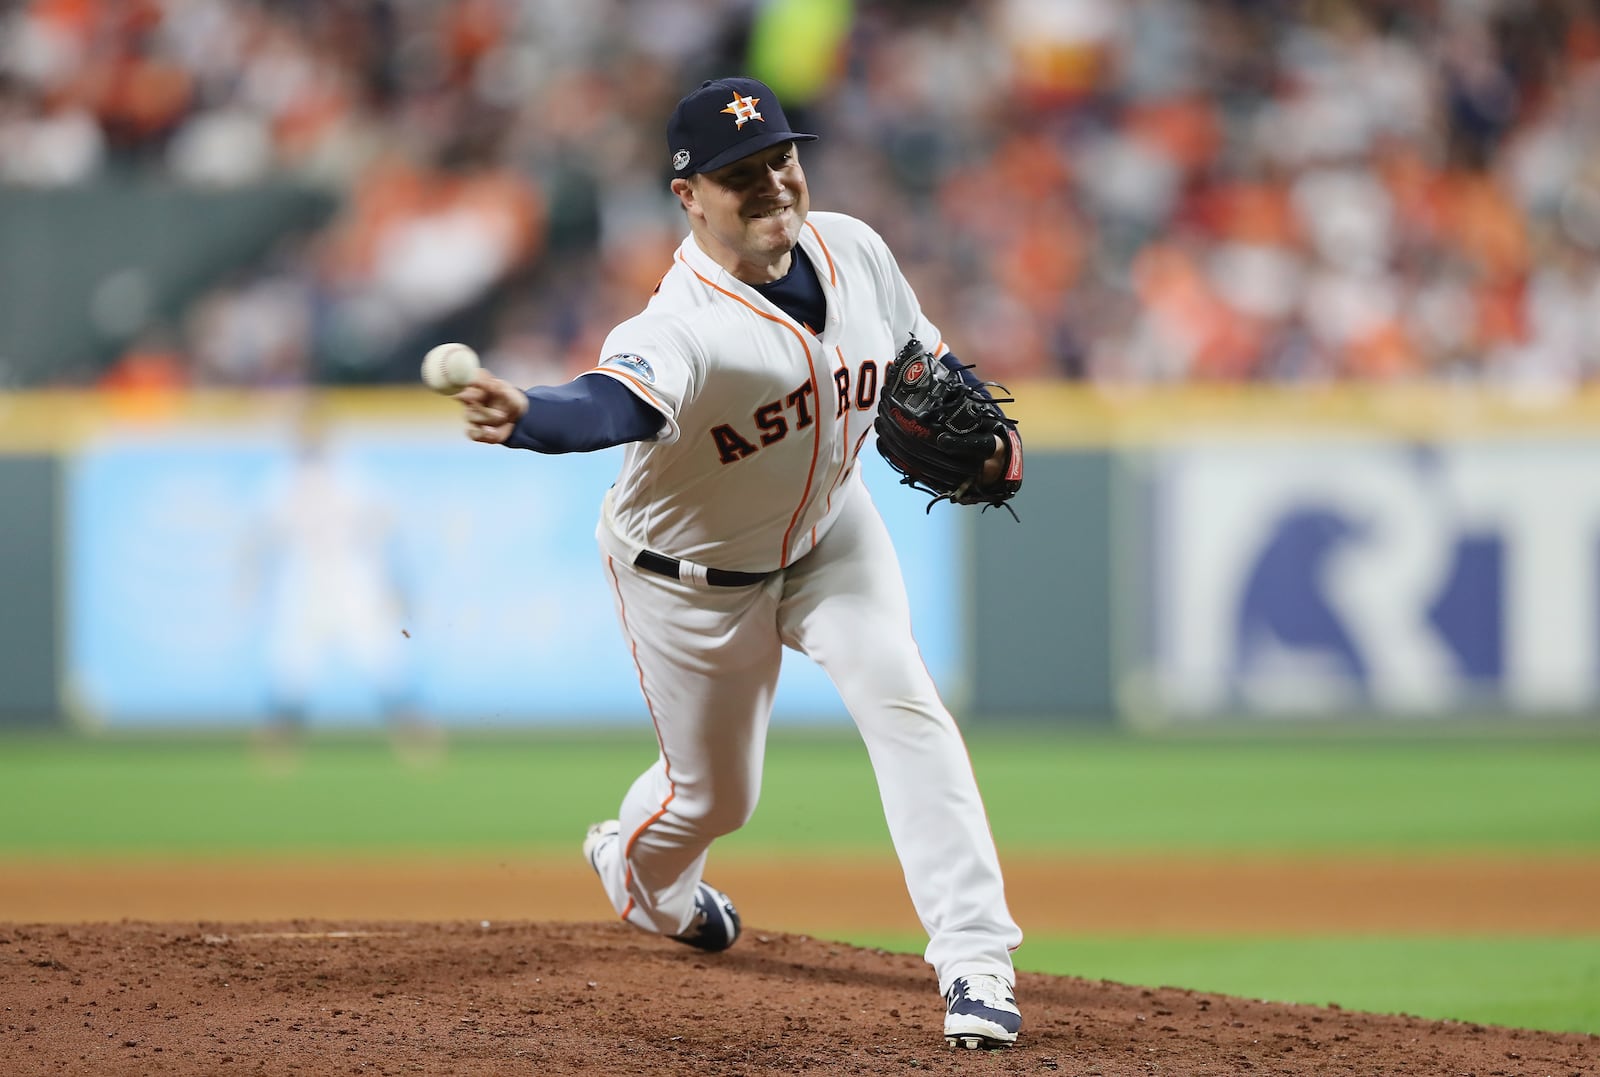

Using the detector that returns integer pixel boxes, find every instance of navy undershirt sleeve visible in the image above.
[503,372,664,454]
[939,350,993,398]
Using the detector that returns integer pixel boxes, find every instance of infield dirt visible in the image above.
[1,854,1597,1075]
[2,920,1597,1076]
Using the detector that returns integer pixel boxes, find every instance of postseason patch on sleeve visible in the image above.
[600,353,656,383]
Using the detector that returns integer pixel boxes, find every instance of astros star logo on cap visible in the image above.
[721,92,763,129]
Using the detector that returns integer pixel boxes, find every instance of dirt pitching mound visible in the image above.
[2,921,1594,1076]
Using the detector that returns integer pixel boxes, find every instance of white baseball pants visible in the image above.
[592,479,1021,992]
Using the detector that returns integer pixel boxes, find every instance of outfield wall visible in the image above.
[0,390,961,729]
[0,454,59,726]
[5,385,1600,729]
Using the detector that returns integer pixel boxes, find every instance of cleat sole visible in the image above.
[946,1034,1013,1050]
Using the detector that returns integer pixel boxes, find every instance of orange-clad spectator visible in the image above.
[83,42,193,149]
[1438,171,1530,284]
[961,285,1054,382]
[455,167,545,267]
[1341,320,1422,382]
[993,198,1085,318]
[1374,141,1447,248]
[1191,316,1265,382]
[99,329,191,419]
[28,0,94,32]
[987,128,1074,205]
[271,45,357,166]
[934,164,1011,245]
[321,154,433,287]
[1131,240,1258,381]
[442,0,510,81]
[1195,178,1299,247]
[1567,10,1600,67]
[1476,278,1529,350]
[26,0,157,49]
[1126,95,1219,176]
[101,338,187,391]
[934,128,1074,256]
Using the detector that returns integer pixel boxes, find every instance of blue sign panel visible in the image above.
[67,425,958,727]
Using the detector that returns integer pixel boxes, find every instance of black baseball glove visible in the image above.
[874,337,1023,517]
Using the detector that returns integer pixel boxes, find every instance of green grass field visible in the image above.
[2,728,1598,1033]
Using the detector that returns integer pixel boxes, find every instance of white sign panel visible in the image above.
[1149,439,1600,717]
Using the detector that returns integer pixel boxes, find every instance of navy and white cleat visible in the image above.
[943,974,1021,1049]
[670,880,742,952]
[582,819,741,953]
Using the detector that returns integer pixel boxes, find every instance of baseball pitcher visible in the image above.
[445,76,1024,1050]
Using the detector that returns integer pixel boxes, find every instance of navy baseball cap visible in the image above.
[667,76,818,179]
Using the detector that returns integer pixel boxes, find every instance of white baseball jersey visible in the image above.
[582,211,945,573]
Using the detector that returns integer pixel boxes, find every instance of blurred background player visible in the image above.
[444,75,1025,1049]
[244,415,433,761]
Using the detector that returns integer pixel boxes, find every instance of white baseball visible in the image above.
[421,342,481,395]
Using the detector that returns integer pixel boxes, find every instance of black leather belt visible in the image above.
[633,549,772,587]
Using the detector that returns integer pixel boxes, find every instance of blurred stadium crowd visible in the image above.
[4,0,1600,390]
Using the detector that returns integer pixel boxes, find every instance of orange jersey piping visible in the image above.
[583,366,670,415]
[677,252,822,568]
[804,220,838,286]
[604,553,677,921]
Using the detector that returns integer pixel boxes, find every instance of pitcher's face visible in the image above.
[675,141,809,283]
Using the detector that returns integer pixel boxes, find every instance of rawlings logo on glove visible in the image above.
[873,338,1023,518]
